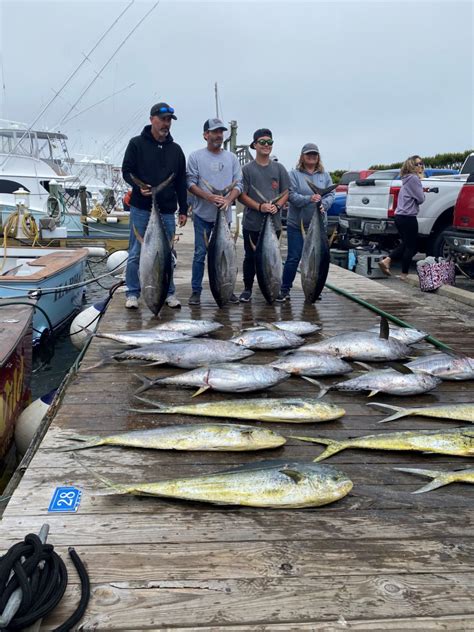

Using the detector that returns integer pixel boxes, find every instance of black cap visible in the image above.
[150,102,177,119]
[251,128,272,149]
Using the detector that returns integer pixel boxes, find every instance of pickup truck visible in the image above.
[338,155,474,255]
[443,174,474,275]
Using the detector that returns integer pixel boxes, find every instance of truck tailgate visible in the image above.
[346,180,391,218]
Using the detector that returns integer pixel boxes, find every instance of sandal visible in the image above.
[378,260,391,276]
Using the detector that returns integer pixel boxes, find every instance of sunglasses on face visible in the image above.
[256,139,274,146]
[415,162,424,167]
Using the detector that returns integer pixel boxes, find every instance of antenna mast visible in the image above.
[214,82,219,118]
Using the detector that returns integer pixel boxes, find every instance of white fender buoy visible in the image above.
[69,298,109,350]
[15,389,56,456]
[85,247,108,257]
[106,250,128,273]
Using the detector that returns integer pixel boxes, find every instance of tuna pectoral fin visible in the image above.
[133,374,157,395]
[301,376,328,398]
[132,223,144,244]
[289,435,346,462]
[395,467,453,494]
[248,236,257,252]
[367,402,409,423]
[367,390,380,398]
[354,361,373,372]
[233,215,240,243]
[300,219,306,237]
[191,385,210,398]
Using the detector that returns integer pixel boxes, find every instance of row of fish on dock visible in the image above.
[72,314,474,506]
[138,175,336,314]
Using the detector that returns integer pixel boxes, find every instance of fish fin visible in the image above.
[367,390,379,398]
[301,376,328,398]
[200,177,218,195]
[56,434,102,452]
[154,173,175,194]
[367,402,409,423]
[132,222,144,245]
[289,435,346,462]
[354,361,373,372]
[74,455,130,494]
[191,385,210,398]
[133,395,165,409]
[133,374,157,395]
[300,218,306,237]
[392,363,414,375]
[248,236,257,252]
[379,316,390,340]
[233,214,240,242]
[203,230,209,249]
[222,180,238,197]
[394,467,453,494]
[82,348,111,371]
[280,468,304,484]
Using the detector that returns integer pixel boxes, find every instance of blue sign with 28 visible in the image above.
[48,487,82,513]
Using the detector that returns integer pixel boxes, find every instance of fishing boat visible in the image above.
[0,246,88,345]
[0,304,33,487]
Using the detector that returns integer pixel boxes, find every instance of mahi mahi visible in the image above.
[395,467,474,494]
[292,428,474,461]
[81,459,353,508]
[134,363,290,396]
[135,174,175,316]
[60,424,286,452]
[300,181,337,303]
[368,401,474,424]
[132,395,345,423]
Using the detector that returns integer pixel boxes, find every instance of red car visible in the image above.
[335,170,374,193]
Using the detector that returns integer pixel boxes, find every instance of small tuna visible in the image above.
[96,329,191,345]
[270,353,353,377]
[81,459,353,508]
[256,321,321,336]
[367,325,428,345]
[368,401,474,424]
[230,328,305,350]
[406,353,474,381]
[152,319,223,336]
[292,428,474,461]
[395,467,474,494]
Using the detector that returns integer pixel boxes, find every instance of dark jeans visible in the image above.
[389,215,418,274]
[281,224,304,292]
[242,226,281,291]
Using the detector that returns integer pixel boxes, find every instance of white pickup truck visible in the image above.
[339,153,474,256]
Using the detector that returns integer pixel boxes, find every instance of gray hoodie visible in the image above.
[395,174,425,216]
[287,169,335,230]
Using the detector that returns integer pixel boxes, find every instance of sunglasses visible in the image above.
[256,139,274,146]
[415,162,424,167]
[156,106,175,114]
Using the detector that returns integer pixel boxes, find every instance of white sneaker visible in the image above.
[125,296,139,309]
[165,294,181,309]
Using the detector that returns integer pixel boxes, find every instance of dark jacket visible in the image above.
[122,126,187,214]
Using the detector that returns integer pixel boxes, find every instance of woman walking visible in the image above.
[277,143,334,301]
[378,155,425,279]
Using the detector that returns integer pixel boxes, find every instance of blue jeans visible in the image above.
[125,205,176,298]
[191,214,215,293]
[281,224,304,292]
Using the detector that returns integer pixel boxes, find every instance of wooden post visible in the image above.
[79,185,89,236]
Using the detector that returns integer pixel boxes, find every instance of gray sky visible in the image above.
[1,0,473,171]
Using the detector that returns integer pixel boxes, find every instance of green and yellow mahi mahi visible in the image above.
[369,402,474,424]
[395,467,474,494]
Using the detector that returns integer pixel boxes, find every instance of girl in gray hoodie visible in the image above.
[378,155,425,279]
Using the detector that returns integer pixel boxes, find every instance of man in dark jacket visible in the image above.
[122,102,187,308]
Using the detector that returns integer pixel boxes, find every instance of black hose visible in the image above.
[0,534,89,630]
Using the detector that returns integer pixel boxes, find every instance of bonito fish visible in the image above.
[270,353,352,377]
[367,325,428,345]
[152,319,223,336]
[300,181,337,303]
[96,329,191,345]
[230,328,304,350]
[368,401,474,424]
[395,467,474,494]
[292,428,474,461]
[135,363,290,396]
[60,424,286,452]
[406,353,474,381]
[114,339,253,368]
[81,459,353,508]
[298,317,411,362]
[315,369,441,398]
[132,395,345,423]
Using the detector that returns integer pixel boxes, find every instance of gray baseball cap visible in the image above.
[302,143,320,154]
[203,118,228,132]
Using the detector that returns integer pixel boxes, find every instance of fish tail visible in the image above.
[395,467,453,494]
[56,434,102,452]
[289,435,346,462]
[367,402,409,423]
[74,456,130,494]
[133,373,158,395]
[130,395,167,413]
[82,349,111,371]
[300,376,328,398]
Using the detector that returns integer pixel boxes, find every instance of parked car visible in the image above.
[335,170,374,193]
[443,174,474,276]
[338,158,471,255]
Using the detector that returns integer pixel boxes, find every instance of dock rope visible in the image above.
[0,533,90,630]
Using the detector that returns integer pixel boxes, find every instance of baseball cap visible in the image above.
[150,102,177,119]
[203,118,228,132]
[251,128,273,149]
[302,143,319,154]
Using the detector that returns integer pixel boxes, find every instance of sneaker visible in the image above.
[188,292,201,305]
[228,293,239,304]
[276,289,290,302]
[165,294,181,309]
[125,296,139,309]
[239,290,252,303]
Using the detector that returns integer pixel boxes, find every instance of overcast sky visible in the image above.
[1,0,473,172]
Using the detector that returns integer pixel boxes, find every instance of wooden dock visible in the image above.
[0,230,473,630]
